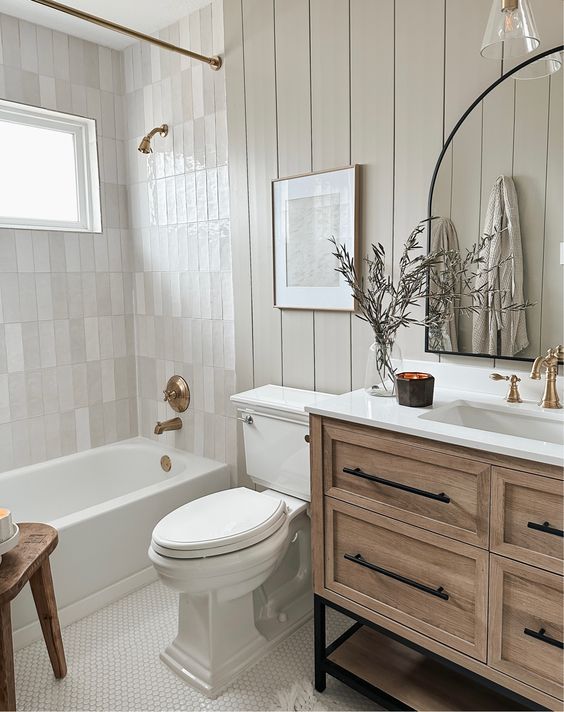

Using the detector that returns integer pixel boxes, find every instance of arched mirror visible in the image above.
[426,45,564,362]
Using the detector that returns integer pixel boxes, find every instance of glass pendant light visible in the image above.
[481,0,540,60]
[514,52,563,79]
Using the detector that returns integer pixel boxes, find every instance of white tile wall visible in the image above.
[0,1,235,477]
[0,14,137,473]
[123,0,236,475]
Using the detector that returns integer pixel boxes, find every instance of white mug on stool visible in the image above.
[0,508,14,543]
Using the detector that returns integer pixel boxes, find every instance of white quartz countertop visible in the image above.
[306,388,564,467]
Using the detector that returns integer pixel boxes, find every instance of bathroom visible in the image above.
[0,0,562,709]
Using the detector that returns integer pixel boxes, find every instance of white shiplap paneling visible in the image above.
[275,0,316,390]
[241,0,282,387]
[350,0,395,389]
[310,0,353,395]
[225,0,564,395]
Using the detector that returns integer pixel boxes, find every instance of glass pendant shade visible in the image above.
[514,52,563,79]
[481,0,540,60]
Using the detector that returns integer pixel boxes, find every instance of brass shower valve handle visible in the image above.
[162,375,191,413]
[490,373,523,403]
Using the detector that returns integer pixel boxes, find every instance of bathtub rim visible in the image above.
[1,436,230,532]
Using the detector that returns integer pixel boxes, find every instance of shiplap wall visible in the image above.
[224,0,564,396]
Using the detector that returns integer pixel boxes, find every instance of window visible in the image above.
[0,100,102,232]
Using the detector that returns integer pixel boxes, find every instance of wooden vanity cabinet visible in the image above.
[310,415,564,711]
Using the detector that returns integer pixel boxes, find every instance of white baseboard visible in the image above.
[13,567,158,651]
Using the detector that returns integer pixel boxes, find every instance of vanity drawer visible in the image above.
[489,555,564,700]
[491,467,564,574]
[323,421,490,547]
[325,498,488,661]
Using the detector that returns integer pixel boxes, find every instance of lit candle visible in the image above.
[397,372,432,380]
[0,508,13,543]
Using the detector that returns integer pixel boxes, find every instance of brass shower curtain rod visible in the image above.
[30,0,222,70]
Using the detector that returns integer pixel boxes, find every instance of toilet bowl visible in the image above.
[149,385,331,699]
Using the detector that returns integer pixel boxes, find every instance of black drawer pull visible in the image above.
[344,553,449,600]
[343,466,450,504]
[527,521,563,538]
[523,627,564,650]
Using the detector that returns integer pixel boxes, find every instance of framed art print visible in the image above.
[272,165,358,310]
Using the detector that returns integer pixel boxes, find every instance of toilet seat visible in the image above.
[151,488,288,559]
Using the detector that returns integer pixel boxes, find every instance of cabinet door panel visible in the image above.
[491,467,563,574]
[489,555,563,700]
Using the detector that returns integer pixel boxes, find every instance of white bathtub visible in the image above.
[0,437,230,650]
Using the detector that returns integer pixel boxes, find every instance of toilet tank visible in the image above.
[231,385,333,501]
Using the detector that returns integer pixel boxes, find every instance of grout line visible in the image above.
[391,0,396,278]
[538,76,552,352]
[272,0,284,386]
[239,0,256,389]
[308,0,317,392]
[348,0,353,392]
[442,0,447,146]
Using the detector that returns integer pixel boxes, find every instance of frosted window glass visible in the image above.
[0,121,79,222]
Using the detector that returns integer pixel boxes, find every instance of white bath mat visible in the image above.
[274,679,334,711]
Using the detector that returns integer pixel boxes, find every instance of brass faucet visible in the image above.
[154,417,183,435]
[530,345,564,409]
[490,373,522,403]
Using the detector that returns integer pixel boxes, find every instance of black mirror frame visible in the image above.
[425,44,564,363]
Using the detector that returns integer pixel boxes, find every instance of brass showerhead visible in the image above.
[138,124,169,154]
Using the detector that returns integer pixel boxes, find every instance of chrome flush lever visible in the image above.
[237,414,254,425]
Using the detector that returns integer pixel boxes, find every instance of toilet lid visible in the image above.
[151,488,287,559]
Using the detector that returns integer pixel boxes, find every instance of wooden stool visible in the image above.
[0,523,67,711]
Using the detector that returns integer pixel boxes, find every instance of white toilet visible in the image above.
[149,385,331,698]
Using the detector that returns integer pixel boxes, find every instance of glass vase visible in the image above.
[364,338,403,397]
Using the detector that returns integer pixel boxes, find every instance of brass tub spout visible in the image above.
[154,417,182,435]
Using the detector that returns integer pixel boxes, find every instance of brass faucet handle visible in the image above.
[490,373,522,403]
[162,375,190,412]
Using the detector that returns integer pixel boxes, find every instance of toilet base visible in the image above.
[152,504,313,699]
[161,596,312,699]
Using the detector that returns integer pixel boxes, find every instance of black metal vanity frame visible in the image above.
[424,44,564,365]
[313,594,548,712]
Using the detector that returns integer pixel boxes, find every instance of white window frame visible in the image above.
[0,99,102,233]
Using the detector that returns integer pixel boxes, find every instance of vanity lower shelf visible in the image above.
[317,596,534,712]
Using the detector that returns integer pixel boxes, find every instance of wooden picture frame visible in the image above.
[272,165,359,311]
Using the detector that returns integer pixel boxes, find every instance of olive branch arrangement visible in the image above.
[330,219,532,352]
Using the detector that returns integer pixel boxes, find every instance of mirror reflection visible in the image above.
[428,58,563,360]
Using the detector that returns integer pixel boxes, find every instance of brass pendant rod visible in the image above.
[30,0,222,70]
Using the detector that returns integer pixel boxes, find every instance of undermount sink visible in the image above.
[419,400,564,446]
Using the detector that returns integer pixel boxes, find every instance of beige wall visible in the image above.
[224,0,563,395]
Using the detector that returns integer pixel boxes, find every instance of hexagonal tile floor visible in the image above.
[15,581,380,711]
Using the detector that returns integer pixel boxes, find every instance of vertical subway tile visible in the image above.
[22,322,41,370]
[19,20,38,74]
[0,230,17,271]
[37,25,54,76]
[15,231,34,272]
[44,412,62,460]
[75,406,91,451]
[5,324,24,373]
[38,321,56,368]
[0,15,21,69]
